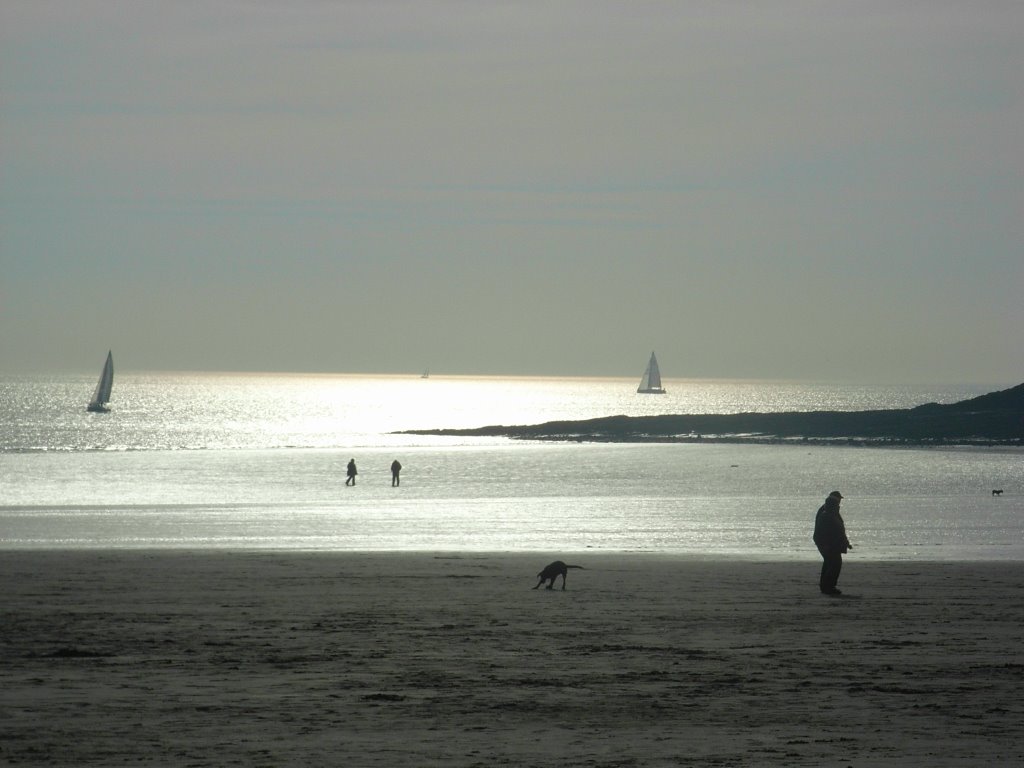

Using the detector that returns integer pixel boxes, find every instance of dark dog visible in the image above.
[532,560,584,590]
[992,489,1003,496]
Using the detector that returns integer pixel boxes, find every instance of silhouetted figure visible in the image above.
[813,491,852,595]
[345,458,357,486]
[391,459,402,487]
[532,560,584,590]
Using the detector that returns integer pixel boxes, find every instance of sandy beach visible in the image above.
[2,552,1022,767]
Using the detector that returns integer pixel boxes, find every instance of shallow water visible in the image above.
[1,374,1020,557]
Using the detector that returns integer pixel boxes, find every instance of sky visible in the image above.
[1,1,1021,384]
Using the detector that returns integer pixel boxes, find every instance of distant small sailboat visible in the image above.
[87,351,114,412]
[637,351,666,394]
[421,369,430,379]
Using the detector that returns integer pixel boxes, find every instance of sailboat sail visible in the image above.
[637,351,666,394]
[87,351,114,412]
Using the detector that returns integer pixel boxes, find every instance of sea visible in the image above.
[2,373,1021,560]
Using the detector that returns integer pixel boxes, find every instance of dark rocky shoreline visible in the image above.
[401,382,1024,446]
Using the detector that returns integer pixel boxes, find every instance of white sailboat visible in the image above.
[637,351,666,394]
[87,351,114,412]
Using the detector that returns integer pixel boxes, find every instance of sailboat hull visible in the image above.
[637,387,666,394]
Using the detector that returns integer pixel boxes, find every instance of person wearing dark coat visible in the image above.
[813,491,852,595]
[345,459,358,486]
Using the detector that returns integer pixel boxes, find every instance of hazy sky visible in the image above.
[2,2,1021,383]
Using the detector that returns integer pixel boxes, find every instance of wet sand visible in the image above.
[2,552,1022,766]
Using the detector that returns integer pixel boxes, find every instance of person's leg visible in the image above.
[818,548,832,592]
[821,553,842,593]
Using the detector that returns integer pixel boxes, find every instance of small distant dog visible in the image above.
[532,560,584,590]
[992,489,1003,496]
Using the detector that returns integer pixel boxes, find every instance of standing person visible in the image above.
[391,459,402,487]
[813,491,852,595]
[345,458,358,486]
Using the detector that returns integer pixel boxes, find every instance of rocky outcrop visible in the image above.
[402,383,1024,446]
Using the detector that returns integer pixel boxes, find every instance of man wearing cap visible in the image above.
[813,491,853,595]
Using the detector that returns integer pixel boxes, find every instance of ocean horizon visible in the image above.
[2,373,1021,558]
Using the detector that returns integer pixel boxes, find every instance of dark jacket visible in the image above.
[813,501,851,554]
